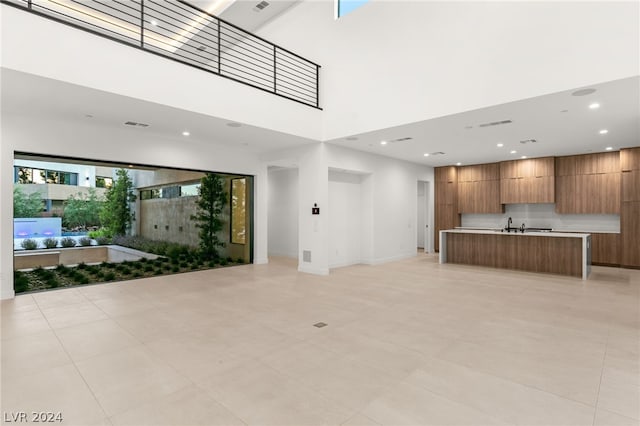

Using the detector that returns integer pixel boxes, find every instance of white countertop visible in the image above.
[443,229,589,239]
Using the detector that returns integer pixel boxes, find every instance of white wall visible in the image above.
[0,4,322,141]
[328,170,363,268]
[0,114,269,298]
[258,0,640,140]
[462,204,620,233]
[326,145,433,264]
[267,167,299,258]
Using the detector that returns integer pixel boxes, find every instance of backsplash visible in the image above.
[461,204,620,233]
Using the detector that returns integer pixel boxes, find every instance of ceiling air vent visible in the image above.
[387,137,413,143]
[478,119,512,128]
[124,121,149,128]
[519,139,537,144]
[253,1,270,11]
[429,152,445,156]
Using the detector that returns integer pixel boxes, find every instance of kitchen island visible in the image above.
[439,229,591,279]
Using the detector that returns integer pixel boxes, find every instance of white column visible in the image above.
[297,143,329,275]
[0,129,16,299]
[253,164,268,264]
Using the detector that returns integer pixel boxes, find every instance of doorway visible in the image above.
[417,180,430,253]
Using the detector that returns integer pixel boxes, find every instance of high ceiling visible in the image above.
[327,76,640,167]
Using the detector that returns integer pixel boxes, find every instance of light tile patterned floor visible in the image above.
[2,254,639,425]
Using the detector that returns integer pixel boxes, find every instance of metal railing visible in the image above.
[2,0,321,108]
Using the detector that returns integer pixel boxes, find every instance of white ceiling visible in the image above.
[327,76,640,167]
[3,70,638,168]
[1,69,316,154]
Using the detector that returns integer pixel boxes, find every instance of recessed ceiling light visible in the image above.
[496,143,504,147]
[521,156,527,159]
[456,162,462,166]
[182,131,190,136]
[605,146,613,151]
[227,122,242,128]
[510,150,517,154]
[572,88,596,96]
[589,102,600,109]
[424,153,430,157]
[560,109,569,113]
[380,141,388,145]
[85,114,93,118]
[599,129,608,135]
[150,20,158,26]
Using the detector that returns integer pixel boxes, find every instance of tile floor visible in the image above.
[1,255,639,425]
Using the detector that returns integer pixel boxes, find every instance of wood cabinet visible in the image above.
[555,152,620,214]
[435,166,460,252]
[590,233,620,265]
[457,163,502,214]
[500,157,555,204]
[621,147,640,171]
[621,202,640,268]
[621,148,640,267]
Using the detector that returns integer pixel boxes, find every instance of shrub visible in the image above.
[72,272,89,284]
[56,264,70,275]
[171,265,179,273]
[60,237,76,248]
[153,269,163,275]
[226,256,233,263]
[95,270,105,279]
[78,237,92,247]
[14,271,29,293]
[179,262,188,269]
[96,236,111,246]
[219,258,228,266]
[138,257,148,263]
[190,263,199,270]
[43,238,58,249]
[236,258,244,264]
[162,263,171,271]
[120,267,131,275]
[143,265,153,273]
[21,239,38,250]
[102,262,115,269]
[208,260,217,268]
[77,262,87,270]
[46,277,60,288]
[132,271,142,278]
[104,271,116,281]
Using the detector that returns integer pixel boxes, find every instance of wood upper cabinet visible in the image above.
[576,151,620,174]
[621,147,640,171]
[500,157,555,204]
[457,163,502,213]
[621,148,640,202]
[556,152,621,214]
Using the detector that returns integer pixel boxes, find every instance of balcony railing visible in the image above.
[2,0,321,108]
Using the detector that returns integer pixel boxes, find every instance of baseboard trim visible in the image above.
[297,265,330,275]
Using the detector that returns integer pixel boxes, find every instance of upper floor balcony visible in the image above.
[1,0,320,108]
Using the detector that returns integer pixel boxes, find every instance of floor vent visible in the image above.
[303,250,311,262]
[313,322,327,328]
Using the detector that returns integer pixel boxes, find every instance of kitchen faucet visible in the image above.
[505,217,513,232]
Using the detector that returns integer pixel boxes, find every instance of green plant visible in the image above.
[207,260,217,268]
[14,271,29,293]
[95,270,105,279]
[56,264,70,275]
[60,237,76,248]
[77,262,87,270]
[153,269,163,275]
[143,265,153,272]
[63,188,104,229]
[219,258,228,266]
[132,271,142,278]
[96,236,111,245]
[236,258,244,264]
[191,173,227,260]
[120,267,131,275]
[179,261,188,269]
[20,239,38,250]
[43,238,59,249]
[72,272,89,284]
[78,237,92,247]
[46,277,60,288]
[104,271,116,281]
[13,187,44,218]
[171,265,179,273]
[100,169,136,236]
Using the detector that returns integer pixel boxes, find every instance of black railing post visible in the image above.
[273,46,277,93]
[217,21,221,75]
[315,65,320,108]
[140,0,144,48]
[27,0,31,9]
